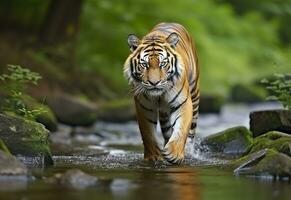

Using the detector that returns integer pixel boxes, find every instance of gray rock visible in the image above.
[233,149,291,179]
[0,114,53,167]
[47,94,98,126]
[97,98,135,123]
[250,110,291,137]
[199,94,224,114]
[201,126,253,156]
[0,150,28,175]
[46,169,98,189]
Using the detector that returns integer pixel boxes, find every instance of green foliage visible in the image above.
[78,0,291,96]
[261,73,291,109]
[218,0,291,44]
[0,65,46,120]
[0,64,42,86]
[0,0,50,31]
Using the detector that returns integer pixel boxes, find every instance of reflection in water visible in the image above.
[168,168,201,200]
[129,167,201,200]
[0,176,28,191]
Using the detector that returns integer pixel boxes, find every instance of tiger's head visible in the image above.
[124,33,184,97]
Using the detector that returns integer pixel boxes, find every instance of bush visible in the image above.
[261,73,291,109]
[0,64,46,120]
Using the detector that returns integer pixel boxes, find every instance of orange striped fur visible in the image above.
[124,23,199,164]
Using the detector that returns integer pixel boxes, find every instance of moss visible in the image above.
[246,131,291,156]
[203,126,253,145]
[0,113,53,166]
[22,95,58,131]
[202,126,253,155]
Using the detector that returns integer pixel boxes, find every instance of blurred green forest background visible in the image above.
[0,0,290,101]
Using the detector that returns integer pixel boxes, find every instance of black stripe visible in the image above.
[138,101,153,112]
[159,112,168,118]
[143,94,150,101]
[189,78,195,86]
[161,115,181,133]
[170,91,189,113]
[173,54,180,78]
[191,95,199,101]
[147,118,157,124]
[130,50,142,81]
[191,88,199,97]
[169,79,185,105]
[143,43,163,49]
[191,122,197,129]
[144,48,163,53]
[159,118,169,125]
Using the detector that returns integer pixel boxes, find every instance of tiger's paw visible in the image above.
[144,144,163,162]
[144,154,164,162]
[162,141,185,165]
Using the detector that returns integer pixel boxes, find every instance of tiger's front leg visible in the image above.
[162,97,193,164]
[134,96,162,162]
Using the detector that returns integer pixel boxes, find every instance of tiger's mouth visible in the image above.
[144,84,166,96]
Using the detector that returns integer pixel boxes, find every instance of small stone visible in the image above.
[59,169,98,189]
[0,150,28,176]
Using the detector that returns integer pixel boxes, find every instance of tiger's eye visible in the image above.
[160,61,167,68]
[140,63,147,68]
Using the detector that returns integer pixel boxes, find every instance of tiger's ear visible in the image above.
[166,32,179,48]
[128,34,140,52]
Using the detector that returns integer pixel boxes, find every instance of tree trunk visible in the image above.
[39,0,83,45]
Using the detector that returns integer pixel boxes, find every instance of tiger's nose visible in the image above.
[148,80,160,86]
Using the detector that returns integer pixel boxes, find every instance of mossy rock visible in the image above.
[47,94,98,126]
[0,94,58,132]
[97,98,135,122]
[246,131,291,156]
[232,149,291,178]
[201,126,253,155]
[230,83,267,103]
[0,113,53,167]
[22,95,58,132]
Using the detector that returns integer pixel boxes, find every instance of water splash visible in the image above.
[185,137,227,166]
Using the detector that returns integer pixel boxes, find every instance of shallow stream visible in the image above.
[1,103,290,200]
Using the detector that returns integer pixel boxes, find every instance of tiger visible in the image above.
[123,22,200,164]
